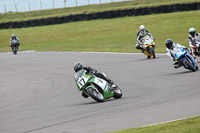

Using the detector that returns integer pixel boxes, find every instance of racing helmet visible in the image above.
[189,27,196,36]
[139,25,146,36]
[74,62,83,72]
[165,39,173,49]
[139,25,145,31]
[11,34,16,39]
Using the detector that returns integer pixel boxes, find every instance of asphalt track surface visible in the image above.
[0,51,200,133]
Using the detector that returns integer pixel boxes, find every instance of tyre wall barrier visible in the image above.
[0,2,200,29]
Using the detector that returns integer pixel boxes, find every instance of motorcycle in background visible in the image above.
[141,35,156,59]
[11,40,20,54]
[191,41,200,57]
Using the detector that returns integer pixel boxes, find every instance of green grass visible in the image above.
[0,0,200,23]
[0,10,199,53]
[109,116,200,133]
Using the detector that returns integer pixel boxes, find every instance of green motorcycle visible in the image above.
[74,69,122,102]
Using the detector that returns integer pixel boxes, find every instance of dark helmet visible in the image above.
[189,27,196,36]
[74,62,83,72]
[165,39,173,49]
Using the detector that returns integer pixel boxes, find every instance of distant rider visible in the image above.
[74,62,116,97]
[10,34,20,49]
[165,39,194,69]
[136,25,154,53]
[188,27,200,58]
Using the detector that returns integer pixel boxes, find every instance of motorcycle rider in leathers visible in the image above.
[165,39,192,69]
[10,34,20,49]
[73,62,116,98]
[136,25,154,53]
[188,27,200,60]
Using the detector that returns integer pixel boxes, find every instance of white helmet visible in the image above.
[139,25,145,31]
[189,27,196,36]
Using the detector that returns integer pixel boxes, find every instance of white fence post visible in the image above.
[64,0,67,8]
[4,4,7,13]
[15,3,17,12]
[40,1,42,10]
[29,2,31,12]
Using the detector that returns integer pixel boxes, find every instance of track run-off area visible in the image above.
[0,51,200,133]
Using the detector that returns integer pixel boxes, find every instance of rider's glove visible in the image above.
[139,42,143,45]
[92,69,97,74]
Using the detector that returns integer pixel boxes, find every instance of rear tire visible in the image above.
[87,88,105,102]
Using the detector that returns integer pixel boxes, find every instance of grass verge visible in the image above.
[109,116,200,133]
[0,10,200,53]
[0,0,200,23]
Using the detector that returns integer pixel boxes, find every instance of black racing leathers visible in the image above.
[83,66,113,84]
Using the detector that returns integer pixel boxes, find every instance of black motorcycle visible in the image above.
[11,40,19,54]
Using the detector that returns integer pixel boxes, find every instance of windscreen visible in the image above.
[74,69,84,81]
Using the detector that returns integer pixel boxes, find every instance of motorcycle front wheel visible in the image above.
[113,86,122,99]
[151,47,156,59]
[182,59,196,72]
[87,88,105,102]
[12,46,17,54]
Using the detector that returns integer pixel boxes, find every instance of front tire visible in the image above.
[113,86,122,99]
[12,46,17,54]
[14,50,17,54]
[182,59,196,72]
[87,88,105,102]
[151,47,156,59]
[196,65,199,70]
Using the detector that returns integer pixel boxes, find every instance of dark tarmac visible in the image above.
[0,51,200,133]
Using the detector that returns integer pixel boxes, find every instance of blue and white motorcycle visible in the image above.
[175,48,198,72]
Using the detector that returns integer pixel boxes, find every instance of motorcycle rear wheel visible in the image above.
[87,88,105,102]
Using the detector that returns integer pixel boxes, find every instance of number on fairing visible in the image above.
[77,77,87,88]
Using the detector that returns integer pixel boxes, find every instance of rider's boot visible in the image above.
[173,61,181,69]
[194,56,198,63]
[141,48,144,53]
[81,91,89,98]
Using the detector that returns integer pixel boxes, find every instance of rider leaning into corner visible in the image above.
[73,62,116,97]
[188,27,200,59]
[165,39,195,69]
[136,25,155,53]
[10,34,20,49]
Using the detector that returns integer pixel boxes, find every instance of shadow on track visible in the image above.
[166,70,196,76]
[134,56,165,62]
[74,98,120,106]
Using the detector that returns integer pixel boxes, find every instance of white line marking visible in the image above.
[69,51,167,55]
[141,115,199,128]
